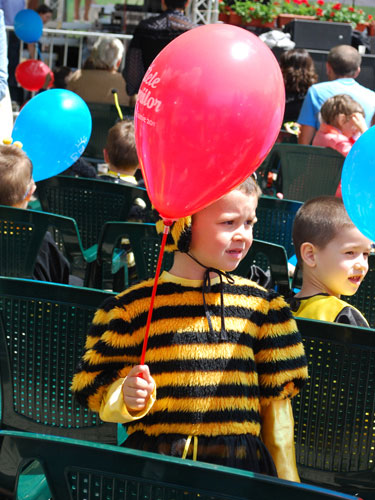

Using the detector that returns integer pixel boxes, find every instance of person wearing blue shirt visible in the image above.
[297,45,375,145]
[0,9,13,140]
[0,0,26,104]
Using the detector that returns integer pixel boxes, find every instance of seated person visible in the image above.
[313,94,367,198]
[67,37,133,106]
[98,120,143,187]
[0,141,74,284]
[313,94,367,156]
[288,196,371,327]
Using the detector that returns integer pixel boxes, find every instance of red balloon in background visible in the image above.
[134,24,285,220]
[15,60,54,92]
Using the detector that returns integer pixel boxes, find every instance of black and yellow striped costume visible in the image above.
[72,271,308,472]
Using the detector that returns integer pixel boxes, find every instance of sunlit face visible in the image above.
[313,226,371,297]
[189,189,258,272]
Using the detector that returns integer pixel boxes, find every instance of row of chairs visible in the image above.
[0,277,373,498]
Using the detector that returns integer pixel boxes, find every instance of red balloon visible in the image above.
[15,60,54,92]
[134,24,285,220]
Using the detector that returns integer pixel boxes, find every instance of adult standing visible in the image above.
[123,0,196,96]
[0,0,25,104]
[0,8,13,140]
[297,45,375,145]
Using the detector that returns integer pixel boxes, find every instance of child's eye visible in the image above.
[364,252,370,258]
[222,220,234,225]
[345,251,354,255]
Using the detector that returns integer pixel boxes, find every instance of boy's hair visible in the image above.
[320,94,365,126]
[158,175,262,253]
[293,196,355,268]
[105,120,139,172]
[327,45,361,78]
[0,145,33,206]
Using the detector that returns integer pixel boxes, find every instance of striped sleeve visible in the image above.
[253,290,308,406]
[71,294,136,412]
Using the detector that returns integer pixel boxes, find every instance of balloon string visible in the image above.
[37,44,42,61]
[140,223,170,365]
[113,91,124,121]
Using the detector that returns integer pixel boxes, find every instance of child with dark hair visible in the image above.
[279,48,318,123]
[289,196,371,327]
[72,176,308,481]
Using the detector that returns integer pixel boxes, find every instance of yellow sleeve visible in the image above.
[99,377,157,424]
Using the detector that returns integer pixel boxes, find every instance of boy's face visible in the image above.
[312,226,371,297]
[189,189,258,272]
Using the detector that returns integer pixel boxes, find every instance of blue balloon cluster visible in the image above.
[341,126,375,241]
[12,90,92,182]
[14,9,43,43]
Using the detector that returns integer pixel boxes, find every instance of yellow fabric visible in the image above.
[99,377,157,424]
[292,294,367,324]
[260,399,300,482]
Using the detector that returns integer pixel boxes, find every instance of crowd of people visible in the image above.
[0,0,375,494]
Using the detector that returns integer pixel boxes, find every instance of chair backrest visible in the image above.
[84,102,135,160]
[0,205,85,278]
[254,196,302,258]
[294,317,375,492]
[0,277,117,443]
[0,430,361,500]
[235,239,290,296]
[37,175,151,250]
[263,144,345,202]
[342,254,375,329]
[90,221,173,291]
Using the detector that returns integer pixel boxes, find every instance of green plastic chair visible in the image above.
[235,239,290,296]
[342,254,375,329]
[293,317,375,499]
[255,196,302,258]
[84,102,135,160]
[0,205,93,279]
[37,175,151,251]
[0,430,361,500]
[89,221,174,291]
[0,277,116,441]
[259,144,345,202]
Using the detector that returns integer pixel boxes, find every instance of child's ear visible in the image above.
[300,242,317,268]
[103,149,109,164]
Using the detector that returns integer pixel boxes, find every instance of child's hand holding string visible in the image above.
[123,364,155,412]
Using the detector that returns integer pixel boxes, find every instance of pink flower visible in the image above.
[316,7,323,16]
[332,3,341,10]
[317,0,324,4]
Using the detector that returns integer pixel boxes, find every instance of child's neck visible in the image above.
[168,252,219,281]
[296,276,340,299]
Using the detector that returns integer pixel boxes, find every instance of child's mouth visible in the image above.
[348,276,362,285]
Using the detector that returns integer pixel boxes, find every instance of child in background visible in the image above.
[289,196,371,327]
[72,176,308,481]
[98,120,144,188]
[312,94,367,197]
[0,142,72,284]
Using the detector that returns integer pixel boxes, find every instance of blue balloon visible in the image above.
[12,89,92,182]
[14,9,43,43]
[341,126,375,241]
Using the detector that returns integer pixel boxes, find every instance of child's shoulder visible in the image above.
[227,274,285,303]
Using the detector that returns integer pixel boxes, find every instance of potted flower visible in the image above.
[230,0,279,27]
[318,2,368,30]
[218,0,234,23]
[276,0,317,27]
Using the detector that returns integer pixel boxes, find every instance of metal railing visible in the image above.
[5,25,133,71]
